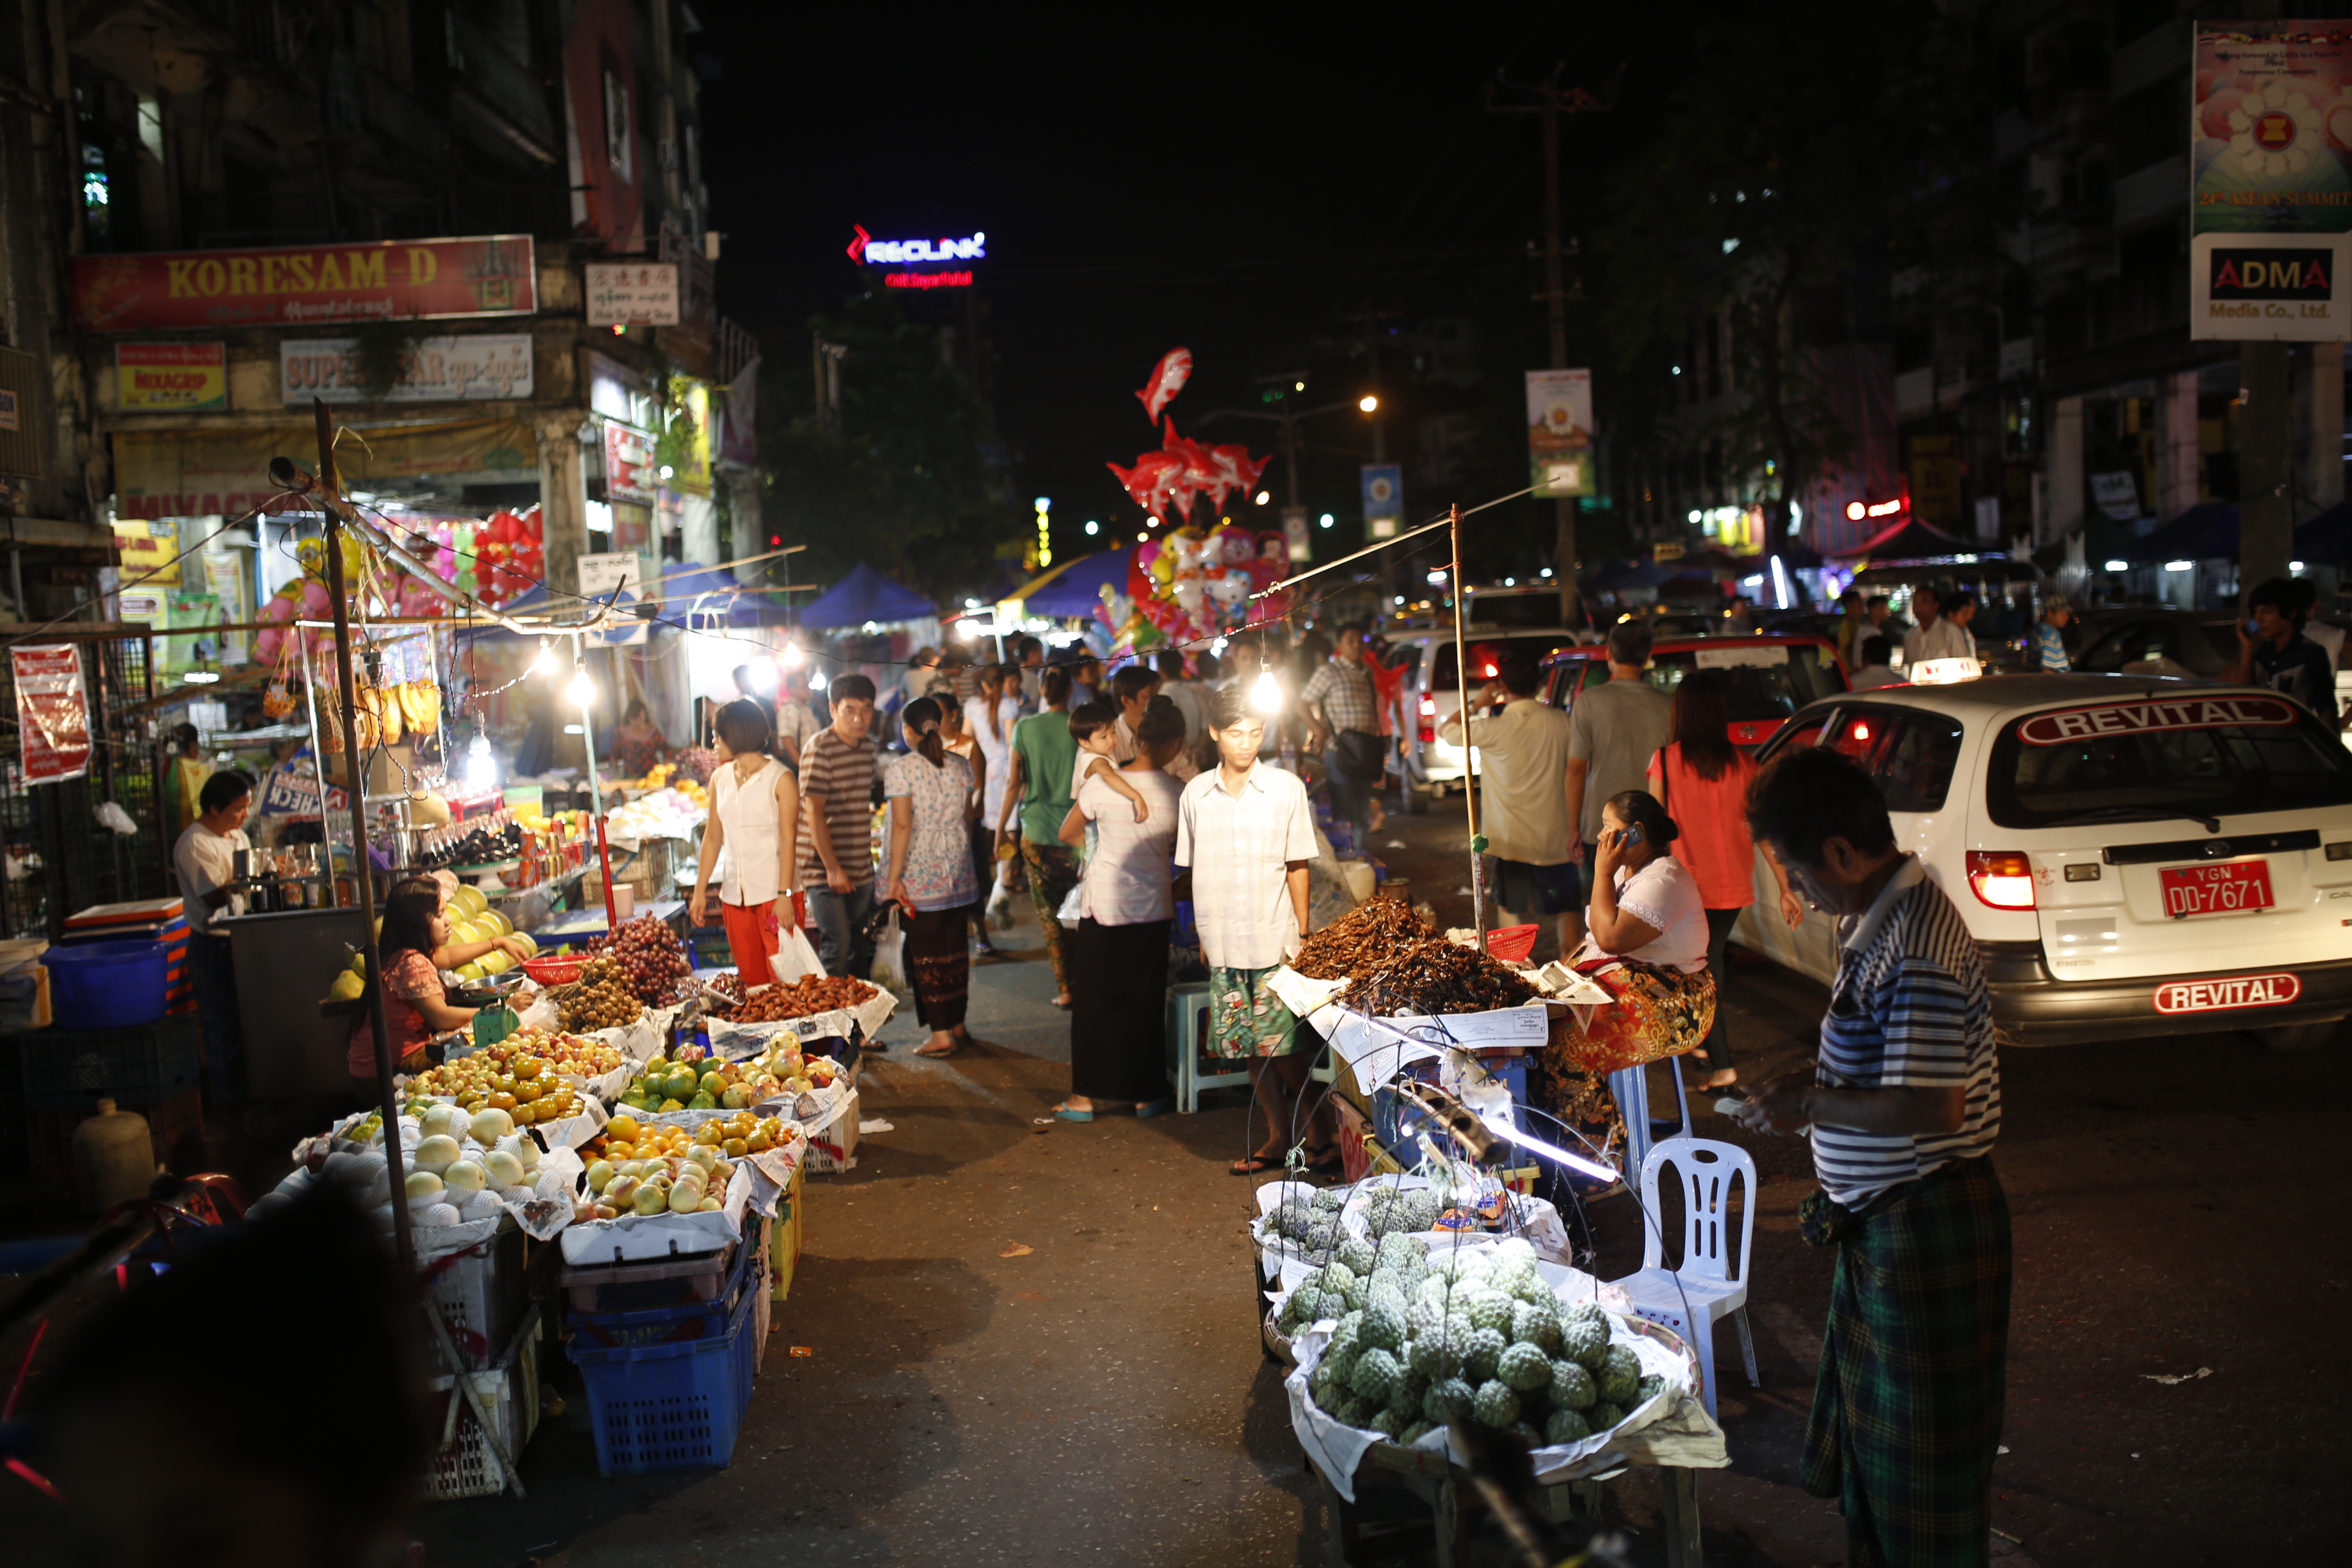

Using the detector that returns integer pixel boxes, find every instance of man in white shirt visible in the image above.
[173,769,254,1102]
[1439,651,1578,959]
[1901,586,1973,666]
[1175,684,1327,1175]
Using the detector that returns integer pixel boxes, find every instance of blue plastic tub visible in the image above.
[572,1284,756,1474]
[44,940,169,1029]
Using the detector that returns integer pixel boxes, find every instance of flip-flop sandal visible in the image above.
[916,1041,963,1058]
[1229,1153,1283,1176]
[1299,1144,1343,1174]
[1052,1102,1093,1121]
[1134,1098,1175,1118]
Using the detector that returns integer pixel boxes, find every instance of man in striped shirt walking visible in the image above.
[1734,746,2010,1568]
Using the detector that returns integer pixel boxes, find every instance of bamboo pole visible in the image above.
[1446,503,1487,949]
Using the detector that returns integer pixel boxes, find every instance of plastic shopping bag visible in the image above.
[771,922,825,982]
[869,904,908,995]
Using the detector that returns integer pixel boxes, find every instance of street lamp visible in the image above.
[1358,395,1379,413]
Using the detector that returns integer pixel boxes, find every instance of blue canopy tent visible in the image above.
[658,561,763,625]
[1011,549,1133,617]
[798,562,935,628]
[2294,502,2351,566]
[2117,502,2239,565]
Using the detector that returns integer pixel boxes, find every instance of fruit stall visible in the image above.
[245,912,897,1491]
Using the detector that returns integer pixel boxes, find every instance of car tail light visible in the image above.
[1967,851,2036,910]
[1418,693,1436,744]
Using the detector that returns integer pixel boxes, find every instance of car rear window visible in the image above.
[1642,645,1847,720]
[2078,619,2239,677]
[1824,706,1964,812]
[1986,693,2352,829]
[1431,635,1575,691]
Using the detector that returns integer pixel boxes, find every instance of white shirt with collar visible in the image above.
[1174,761,1318,971]
[173,821,250,932]
[1902,616,1973,665]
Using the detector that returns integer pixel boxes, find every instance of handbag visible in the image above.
[1334,728,1385,780]
[867,902,908,995]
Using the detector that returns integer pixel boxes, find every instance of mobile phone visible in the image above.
[1620,823,1646,847]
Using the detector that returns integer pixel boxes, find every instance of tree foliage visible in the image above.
[1595,0,2010,553]
[761,294,1025,600]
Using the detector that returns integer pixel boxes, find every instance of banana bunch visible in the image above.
[320,678,442,752]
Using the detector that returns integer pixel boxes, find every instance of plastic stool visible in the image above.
[1166,981,1251,1113]
[1607,1057,1693,1187]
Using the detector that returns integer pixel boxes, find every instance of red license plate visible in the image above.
[2158,859,2274,919]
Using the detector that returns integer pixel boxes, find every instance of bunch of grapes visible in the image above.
[584,915,693,1005]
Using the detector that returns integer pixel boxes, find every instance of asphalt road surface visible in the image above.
[8,794,2346,1566]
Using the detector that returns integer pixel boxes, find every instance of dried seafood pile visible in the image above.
[1291,899,1437,981]
[1343,940,1539,1018]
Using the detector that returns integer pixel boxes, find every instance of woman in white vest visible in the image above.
[688,698,802,986]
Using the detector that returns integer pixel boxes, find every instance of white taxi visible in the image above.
[1730,674,2352,1049]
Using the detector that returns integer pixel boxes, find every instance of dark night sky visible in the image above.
[695,3,1698,560]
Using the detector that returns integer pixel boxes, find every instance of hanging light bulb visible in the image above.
[779,641,804,669]
[568,665,595,707]
[464,731,498,790]
[1250,665,1284,715]
[806,669,828,692]
[532,639,557,675]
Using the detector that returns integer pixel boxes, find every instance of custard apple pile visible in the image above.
[1301,1236,1662,1446]
[1358,1182,1444,1238]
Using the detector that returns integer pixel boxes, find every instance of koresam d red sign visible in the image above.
[72,236,536,331]
[2015,695,2300,745]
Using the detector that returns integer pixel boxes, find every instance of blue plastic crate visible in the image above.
[13,1014,202,1111]
[572,1283,756,1476]
[567,1225,755,1351]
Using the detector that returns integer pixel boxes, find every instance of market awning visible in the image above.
[111,417,540,520]
[1000,548,1131,617]
[797,562,935,628]
[1827,516,1970,560]
[2295,502,2351,565]
[2116,502,2238,565]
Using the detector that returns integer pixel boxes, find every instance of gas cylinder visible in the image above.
[72,1098,156,1213]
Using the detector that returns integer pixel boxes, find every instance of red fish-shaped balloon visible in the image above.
[1135,348,1193,423]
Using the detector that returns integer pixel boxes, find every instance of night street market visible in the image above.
[1,5,2350,1566]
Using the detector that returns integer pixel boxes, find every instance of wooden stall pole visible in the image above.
[1446,503,1488,949]
[311,397,415,1275]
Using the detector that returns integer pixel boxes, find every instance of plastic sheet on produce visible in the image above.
[1335,1172,1575,1267]
[559,1158,755,1264]
[707,984,897,1058]
[1286,1298,1724,1503]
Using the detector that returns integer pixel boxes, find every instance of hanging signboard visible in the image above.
[1362,464,1403,540]
[279,334,535,402]
[578,551,648,646]
[601,421,655,500]
[116,342,227,411]
[2190,21,2352,341]
[584,262,681,325]
[71,236,536,331]
[1525,369,1595,497]
[12,644,92,784]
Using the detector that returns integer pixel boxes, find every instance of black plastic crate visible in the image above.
[12,1015,202,1111]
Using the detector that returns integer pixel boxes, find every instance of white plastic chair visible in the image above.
[1613,1137,1758,1420]
[1607,1057,1692,1188]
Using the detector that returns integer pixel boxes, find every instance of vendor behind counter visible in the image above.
[171,769,255,1104]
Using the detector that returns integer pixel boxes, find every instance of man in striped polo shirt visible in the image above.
[1734,745,2009,1568]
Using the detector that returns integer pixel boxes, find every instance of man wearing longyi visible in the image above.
[1732,745,2010,1568]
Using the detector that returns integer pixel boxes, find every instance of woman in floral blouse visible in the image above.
[348,888,478,1096]
[885,696,982,1057]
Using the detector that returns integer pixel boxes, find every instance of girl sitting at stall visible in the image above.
[349,888,479,1099]
[1532,789,1717,1164]
[390,874,535,974]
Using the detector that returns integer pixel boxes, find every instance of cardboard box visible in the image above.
[769,1159,804,1302]
[802,1088,859,1173]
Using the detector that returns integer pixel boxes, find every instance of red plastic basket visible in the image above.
[1486,924,1540,964]
[523,956,585,986]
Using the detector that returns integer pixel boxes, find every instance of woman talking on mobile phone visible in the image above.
[1531,788,1717,1164]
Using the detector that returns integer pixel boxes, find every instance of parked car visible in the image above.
[2073,609,2241,679]
[1539,633,1850,750]
[1729,674,2352,1049]
[1393,627,1584,809]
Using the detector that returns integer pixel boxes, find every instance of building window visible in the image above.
[80,141,111,249]
[603,68,633,183]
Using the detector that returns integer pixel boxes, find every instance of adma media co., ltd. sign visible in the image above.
[846,225,984,290]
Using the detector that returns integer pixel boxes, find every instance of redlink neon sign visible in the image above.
[846,225,987,265]
[884,271,973,290]
[1844,497,1904,521]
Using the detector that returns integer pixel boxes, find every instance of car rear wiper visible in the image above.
[2038,805,2224,834]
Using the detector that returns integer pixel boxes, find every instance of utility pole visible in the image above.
[1490,68,1610,630]
[2237,0,2293,599]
